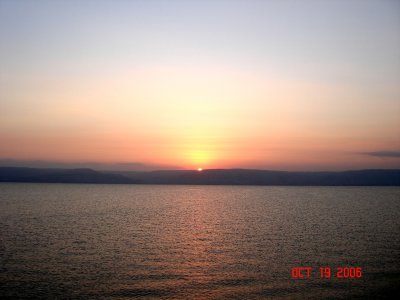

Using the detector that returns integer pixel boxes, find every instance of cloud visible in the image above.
[361,151,400,158]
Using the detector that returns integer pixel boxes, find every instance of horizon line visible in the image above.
[1,165,400,173]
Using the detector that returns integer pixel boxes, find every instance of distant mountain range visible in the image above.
[0,167,399,186]
[0,159,178,171]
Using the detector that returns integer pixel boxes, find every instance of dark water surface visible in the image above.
[1,183,399,299]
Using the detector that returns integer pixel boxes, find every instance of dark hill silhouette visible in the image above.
[0,167,399,185]
[115,168,400,186]
[0,167,136,184]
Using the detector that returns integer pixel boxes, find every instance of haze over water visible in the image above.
[1,183,399,299]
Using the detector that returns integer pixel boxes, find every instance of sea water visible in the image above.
[1,183,399,299]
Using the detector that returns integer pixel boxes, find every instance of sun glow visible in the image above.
[184,148,214,169]
[197,168,203,172]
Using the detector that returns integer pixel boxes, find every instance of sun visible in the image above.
[197,168,203,172]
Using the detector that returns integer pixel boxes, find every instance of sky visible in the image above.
[1,0,399,171]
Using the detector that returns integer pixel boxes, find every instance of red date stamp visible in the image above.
[291,267,362,279]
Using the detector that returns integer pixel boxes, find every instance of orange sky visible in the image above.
[1,1,399,170]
